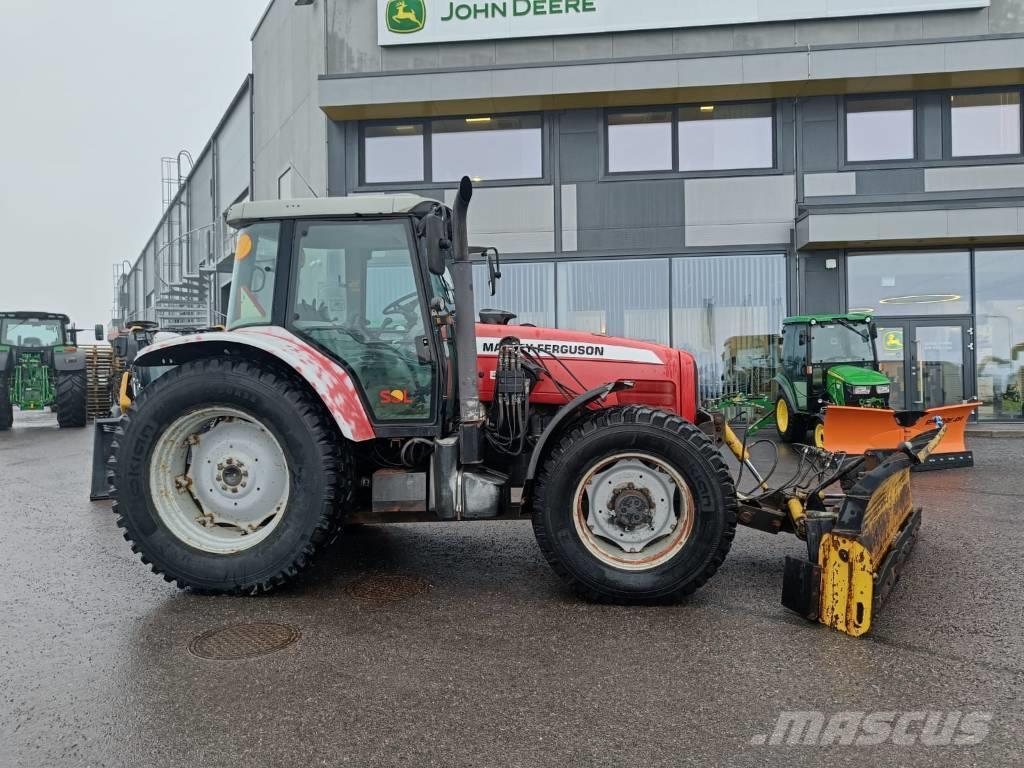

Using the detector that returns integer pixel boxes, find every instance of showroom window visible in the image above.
[950,92,1022,158]
[846,97,915,162]
[605,101,775,175]
[557,259,671,345]
[360,115,543,185]
[671,254,786,401]
[847,251,971,316]
[433,115,542,183]
[363,124,425,184]
[678,103,774,171]
[975,249,1024,421]
[607,111,674,173]
[473,262,556,328]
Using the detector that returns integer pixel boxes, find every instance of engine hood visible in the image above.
[826,364,890,387]
[475,324,698,422]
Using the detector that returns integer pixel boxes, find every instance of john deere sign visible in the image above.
[378,0,989,45]
[386,0,426,34]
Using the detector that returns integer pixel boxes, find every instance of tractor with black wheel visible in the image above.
[0,312,97,430]
[99,179,942,637]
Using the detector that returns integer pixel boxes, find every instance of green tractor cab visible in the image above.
[0,312,90,430]
[774,313,891,446]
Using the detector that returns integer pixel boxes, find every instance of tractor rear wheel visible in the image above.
[531,406,737,604]
[55,370,87,428]
[775,397,804,443]
[0,375,12,431]
[109,357,352,594]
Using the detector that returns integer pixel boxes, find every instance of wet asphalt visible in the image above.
[1,410,1022,768]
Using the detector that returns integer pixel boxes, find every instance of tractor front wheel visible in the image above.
[55,370,87,428]
[0,375,12,431]
[775,397,804,443]
[531,406,738,604]
[110,357,352,594]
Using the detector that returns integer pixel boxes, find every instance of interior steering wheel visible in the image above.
[381,291,421,326]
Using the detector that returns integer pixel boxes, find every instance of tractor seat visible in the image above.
[21,337,43,347]
[479,309,517,326]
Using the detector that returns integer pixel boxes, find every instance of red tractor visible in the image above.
[107,179,939,635]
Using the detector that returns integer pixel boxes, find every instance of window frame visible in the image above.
[841,94,919,167]
[357,112,548,190]
[601,100,779,180]
[944,86,1024,163]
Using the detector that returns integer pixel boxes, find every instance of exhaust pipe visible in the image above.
[450,176,485,462]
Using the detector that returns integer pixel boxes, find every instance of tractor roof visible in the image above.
[227,195,443,228]
[783,312,873,325]
[0,311,70,322]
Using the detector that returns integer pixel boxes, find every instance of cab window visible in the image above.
[227,223,282,329]
[292,220,435,422]
[1,318,62,347]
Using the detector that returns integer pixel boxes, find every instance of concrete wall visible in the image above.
[252,0,327,200]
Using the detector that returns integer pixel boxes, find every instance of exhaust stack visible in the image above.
[450,177,485,462]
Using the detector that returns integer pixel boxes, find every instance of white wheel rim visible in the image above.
[572,452,695,572]
[148,407,290,555]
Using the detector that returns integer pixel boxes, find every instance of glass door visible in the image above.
[875,323,909,410]
[873,319,974,412]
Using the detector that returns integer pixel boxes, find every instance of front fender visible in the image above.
[134,326,375,442]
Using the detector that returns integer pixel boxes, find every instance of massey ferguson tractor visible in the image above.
[105,178,945,637]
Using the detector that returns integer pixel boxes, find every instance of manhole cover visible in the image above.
[188,622,300,660]
[345,574,430,603]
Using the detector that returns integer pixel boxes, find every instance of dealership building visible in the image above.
[118,0,1024,420]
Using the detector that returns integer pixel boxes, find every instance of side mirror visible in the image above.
[94,324,105,342]
[485,247,501,297]
[422,212,450,276]
[113,336,129,359]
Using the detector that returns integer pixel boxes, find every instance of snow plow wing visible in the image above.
[822,401,979,470]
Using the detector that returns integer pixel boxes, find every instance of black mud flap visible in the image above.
[782,556,821,622]
[90,417,121,501]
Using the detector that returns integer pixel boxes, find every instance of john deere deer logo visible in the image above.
[387,0,426,34]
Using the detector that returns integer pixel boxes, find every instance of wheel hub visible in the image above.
[188,420,289,533]
[149,407,291,555]
[608,484,655,530]
[584,459,678,554]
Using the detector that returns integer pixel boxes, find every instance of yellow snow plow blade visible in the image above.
[816,427,946,636]
[822,401,979,469]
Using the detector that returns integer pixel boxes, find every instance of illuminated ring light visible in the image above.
[878,294,961,305]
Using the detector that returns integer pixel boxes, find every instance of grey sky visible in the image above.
[0,0,266,332]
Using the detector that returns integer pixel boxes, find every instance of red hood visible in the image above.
[476,324,698,422]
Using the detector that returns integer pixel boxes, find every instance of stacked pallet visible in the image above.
[85,344,114,421]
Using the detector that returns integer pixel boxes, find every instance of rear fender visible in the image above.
[0,348,9,375]
[134,326,376,442]
[53,348,86,371]
[773,374,802,415]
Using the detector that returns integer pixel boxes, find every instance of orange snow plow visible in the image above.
[822,401,980,469]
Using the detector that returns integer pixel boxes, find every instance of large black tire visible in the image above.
[55,370,87,428]
[109,357,352,594]
[531,406,738,604]
[0,375,12,431]
[774,396,805,444]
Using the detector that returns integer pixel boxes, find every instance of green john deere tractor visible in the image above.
[0,312,96,430]
[774,313,891,447]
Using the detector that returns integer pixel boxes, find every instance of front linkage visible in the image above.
[722,419,947,637]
